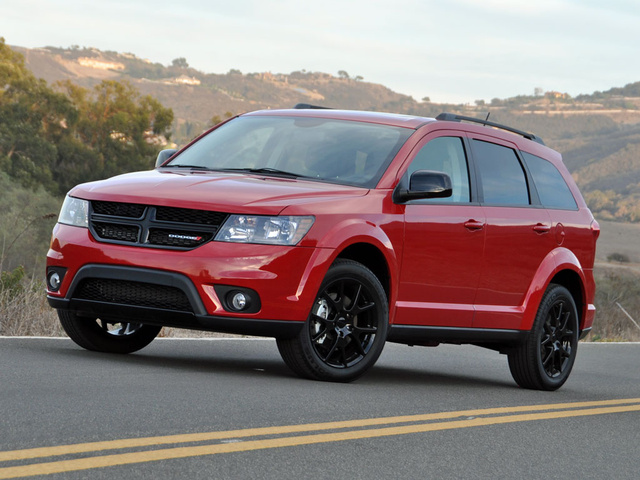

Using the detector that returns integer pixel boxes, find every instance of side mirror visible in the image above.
[393,170,453,203]
[155,149,178,168]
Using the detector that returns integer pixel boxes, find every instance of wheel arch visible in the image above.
[520,247,588,331]
[336,242,391,301]
[549,269,585,330]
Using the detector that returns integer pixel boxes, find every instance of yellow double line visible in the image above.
[1,398,639,478]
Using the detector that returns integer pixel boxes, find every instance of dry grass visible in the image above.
[0,281,64,336]
[589,266,640,342]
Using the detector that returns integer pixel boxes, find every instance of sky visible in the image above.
[2,0,640,104]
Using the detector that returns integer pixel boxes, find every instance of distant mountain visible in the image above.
[11,44,640,222]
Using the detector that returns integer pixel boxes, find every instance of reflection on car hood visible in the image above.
[70,169,368,215]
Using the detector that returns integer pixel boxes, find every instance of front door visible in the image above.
[395,133,485,327]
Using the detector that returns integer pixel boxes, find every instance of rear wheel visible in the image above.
[58,310,161,354]
[277,259,388,382]
[508,284,579,390]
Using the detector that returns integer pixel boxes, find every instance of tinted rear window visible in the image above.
[523,152,578,210]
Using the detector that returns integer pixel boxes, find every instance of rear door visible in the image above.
[469,136,554,329]
[395,132,485,327]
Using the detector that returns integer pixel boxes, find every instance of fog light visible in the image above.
[48,272,61,290]
[231,292,248,311]
[46,267,66,292]
[214,285,261,314]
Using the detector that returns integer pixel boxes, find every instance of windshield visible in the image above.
[166,116,413,188]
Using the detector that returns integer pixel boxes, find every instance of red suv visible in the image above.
[46,107,599,390]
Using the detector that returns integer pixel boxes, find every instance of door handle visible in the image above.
[533,223,551,234]
[464,220,484,231]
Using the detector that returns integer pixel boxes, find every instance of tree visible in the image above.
[0,37,73,192]
[337,70,350,79]
[171,57,189,68]
[60,79,174,185]
[0,38,174,196]
[209,111,234,127]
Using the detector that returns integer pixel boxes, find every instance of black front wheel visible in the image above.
[58,310,161,354]
[277,259,388,382]
[508,284,579,391]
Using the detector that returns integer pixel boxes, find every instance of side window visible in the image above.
[472,140,529,206]
[407,136,470,202]
[522,152,578,210]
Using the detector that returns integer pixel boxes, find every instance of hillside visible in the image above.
[11,44,640,222]
[14,46,417,133]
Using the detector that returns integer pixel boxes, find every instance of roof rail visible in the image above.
[436,112,545,145]
[293,103,332,110]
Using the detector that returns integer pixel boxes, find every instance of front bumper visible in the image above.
[46,224,333,336]
[47,296,304,338]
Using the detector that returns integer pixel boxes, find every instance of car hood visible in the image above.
[70,169,368,215]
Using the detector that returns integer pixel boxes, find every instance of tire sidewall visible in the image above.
[531,284,579,390]
[58,310,161,354]
[299,260,389,382]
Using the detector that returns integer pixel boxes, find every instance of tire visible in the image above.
[58,310,161,354]
[276,259,388,382]
[508,284,579,391]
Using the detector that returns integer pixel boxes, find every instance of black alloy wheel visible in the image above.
[277,259,388,382]
[508,284,579,391]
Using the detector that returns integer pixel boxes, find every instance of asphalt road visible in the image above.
[1,337,639,479]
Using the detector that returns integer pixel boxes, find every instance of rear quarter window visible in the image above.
[522,152,578,210]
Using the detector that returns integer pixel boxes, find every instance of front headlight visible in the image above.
[215,215,314,245]
[58,196,89,228]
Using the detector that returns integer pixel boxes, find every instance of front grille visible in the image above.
[93,222,140,242]
[75,278,193,312]
[89,201,228,250]
[92,201,146,218]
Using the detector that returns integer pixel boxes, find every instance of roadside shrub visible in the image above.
[0,265,25,298]
[607,252,630,263]
[0,172,60,275]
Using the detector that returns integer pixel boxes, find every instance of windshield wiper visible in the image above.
[163,164,213,170]
[217,167,309,179]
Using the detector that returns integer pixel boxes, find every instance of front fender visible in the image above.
[297,217,401,321]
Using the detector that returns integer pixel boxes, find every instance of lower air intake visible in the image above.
[75,278,193,312]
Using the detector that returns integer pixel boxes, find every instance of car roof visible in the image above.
[242,108,551,153]
[243,108,434,129]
